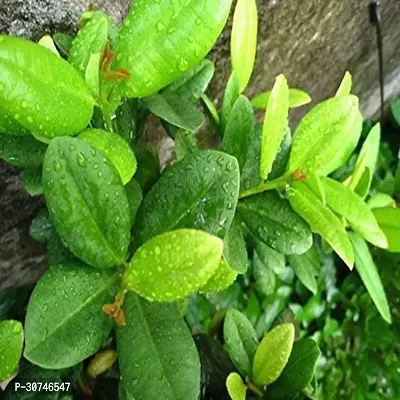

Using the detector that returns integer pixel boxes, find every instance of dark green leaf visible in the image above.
[175,130,198,161]
[125,178,143,227]
[220,73,241,132]
[223,217,248,274]
[29,211,54,244]
[0,320,24,381]
[24,260,119,368]
[253,248,277,296]
[53,33,74,57]
[134,146,160,193]
[22,167,43,196]
[117,293,200,400]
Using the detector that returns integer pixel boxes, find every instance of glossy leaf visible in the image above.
[238,191,312,255]
[69,11,109,74]
[220,73,241,131]
[114,0,233,97]
[368,193,395,209]
[0,36,94,138]
[223,217,248,274]
[0,134,47,167]
[287,95,359,175]
[24,261,119,368]
[260,74,289,179]
[373,207,400,252]
[221,95,254,171]
[78,128,137,185]
[253,248,277,296]
[135,150,239,244]
[288,247,320,294]
[43,137,130,269]
[142,93,205,133]
[268,338,320,400]
[125,178,143,227]
[162,59,215,102]
[223,309,259,377]
[22,167,43,196]
[134,146,160,193]
[254,239,285,274]
[231,0,258,92]
[200,259,238,293]
[349,232,391,323]
[251,89,311,109]
[252,323,295,386]
[226,373,247,400]
[124,229,223,301]
[289,181,354,269]
[335,71,352,97]
[201,93,220,126]
[0,320,24,381]
[85,52,101,100]
[53,32,73,56]
[117,293,200,400]
[269,127,292,180]
[175,130,198,161]
[0,106,30,136]
[320,177,387,248]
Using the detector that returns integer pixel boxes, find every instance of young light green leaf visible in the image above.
[117,293,200,400]
[220,72,241,131]
[24,260,119,369]
[349,232,391,323]
[226,372,247,400]
[162,59,215,102]
[85,52,101,100]
[288,247,321,295]
[43,137,130,269]
[69,11,109,74]
[175,130,198,161]
[22,167,43,196]
[368,193,395,209]
[267,338,321,400]
[0,320,24,381]
[223,217,248,274]
[38,35,60,57]
[289,181,354,269]
[124,229,223,301]
[224,309,259,377]
[252,323,295,386]
[0,134,47,167]
[306,173,326,206]
[238,191,312,255]
[0,36,94,138]
[253,248,277,296]
[135,150,239,244]
[0,106,30,136]
[115,0,233,97]
[78,128,137,185]
[372,207,400,252]
[142,93,205,133]
[335,71,352,97]
[320,177,387,248]
[125,178,143,227]
[287,95,359,175]
[231,0,258,92]
[221,95,255,171]
[200,259,238,293]
[201,94,220,126]
[252,88,311,109]
[260,74,289,179]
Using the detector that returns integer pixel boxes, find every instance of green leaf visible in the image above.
[287,95,359,175]
[134,146,160,193]
[0,36,94,138]
[288,247,320,294]
[125,178,143,227]
[253,248,276,296]
[115,0,233,97]
[142,93,205,133]
[116,293,200,400]
[221,95,254,171]
[238,191,312,255]
[200,259,238,293]
[78,128,137,185]
[289,181,354,269]
[252,323,295,386]
[368,193,395,209]
[267,338,320,400]
[29,211,54,244]
[69,11,109,74]
[269,128,292,180]
[223,309,259,377]
[251,88,311,109]
[0,106,30,136]
[201,93,220,126]
[84,52,101,100]
[223,217,248,274]
[354,167,372,199]
[349,232,391,323]
[24,260,119,368]
[162,59,215,102]
[175,130,198,161]
[231,0,258,92]
[226,372,247,400]
[320,176,387,248]
[220,72,241,131]
[135,150,239,244]
[43,137,130,268]
[0,134,47,167]
[22,167,43,196]
[254,239,285,274]
[335,71,352,97]
[38,35,60,57]
[260,74,289,179]
[53,32,73,56]
[124,229,223,301]
[0,320,24,381]
[372,207,400,252]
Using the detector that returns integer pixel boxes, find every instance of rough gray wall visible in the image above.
[1,0,400,289]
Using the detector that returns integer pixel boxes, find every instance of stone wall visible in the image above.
[1,0,400,289]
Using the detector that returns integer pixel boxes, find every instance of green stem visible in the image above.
[239,176,288,199]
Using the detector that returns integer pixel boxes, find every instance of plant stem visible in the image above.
[239,176,288,199]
